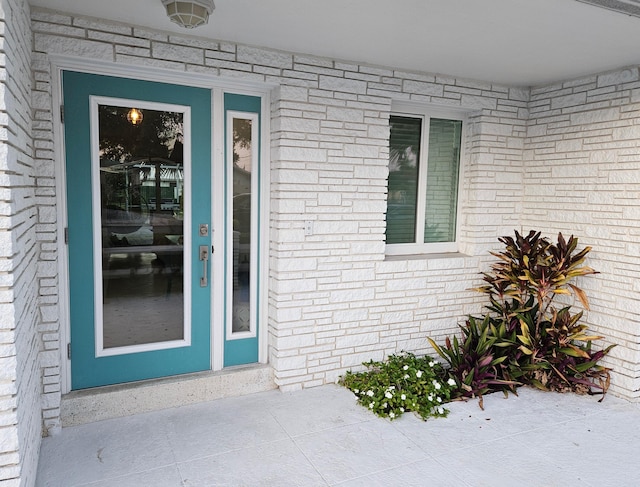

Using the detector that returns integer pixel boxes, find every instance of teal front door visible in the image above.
[63,71,213,389]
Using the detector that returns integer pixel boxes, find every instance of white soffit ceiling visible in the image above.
[27,0,640,87]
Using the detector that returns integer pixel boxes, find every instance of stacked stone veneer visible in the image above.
[523,69,640,399]
[0,0,41,485]
[27,7,640,447]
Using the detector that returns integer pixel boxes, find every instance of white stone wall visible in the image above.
[0,0,41,485]
[268,76,527,389]
[29,6,527,422]
[30,13,62,438]
[524,68,640,399]
[26,5,640,440]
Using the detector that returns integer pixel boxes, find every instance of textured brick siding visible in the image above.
[28,6,640,443]
[30,9,525,399]
[0,0,41,485]
[524,68,640,399]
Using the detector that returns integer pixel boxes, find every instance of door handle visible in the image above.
[199,245,209,287]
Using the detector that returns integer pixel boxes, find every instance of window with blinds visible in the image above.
[386,106,464,254]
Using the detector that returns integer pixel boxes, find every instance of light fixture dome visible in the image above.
[162,0,215,29]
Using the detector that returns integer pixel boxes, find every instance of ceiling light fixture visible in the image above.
[162,0,215,29]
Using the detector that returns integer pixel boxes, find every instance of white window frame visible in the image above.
[90,96,193,358]
[386,101,467,256]
[225,110,260,341]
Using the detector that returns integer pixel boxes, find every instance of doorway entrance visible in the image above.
[62,71,262,389]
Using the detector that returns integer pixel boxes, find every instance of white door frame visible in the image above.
[51,55,272,394]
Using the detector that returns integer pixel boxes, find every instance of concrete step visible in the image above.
[61,364,276,427]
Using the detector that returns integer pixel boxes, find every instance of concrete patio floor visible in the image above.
[36,384,640,486]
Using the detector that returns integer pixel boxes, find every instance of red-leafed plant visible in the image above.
[430,230,614,405]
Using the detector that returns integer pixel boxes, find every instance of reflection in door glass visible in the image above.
[99,105,185,349]
[232,118,252,333]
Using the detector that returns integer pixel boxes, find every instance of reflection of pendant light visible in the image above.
[162,0,214,29]
[127,108,143,126]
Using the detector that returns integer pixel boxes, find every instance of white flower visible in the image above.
[389,412,395,419]
[428,361,436,367]
[385,391,393,399]
[367,390,374,397]
[382,402,387,408]
[433,381,442,390]
[447,378,457,387]
[400,407,405,412]
[416,370,423,378]
[403,365,409,370]
[437,407,444,415]
[354,389,359,394]
[400,394,406,401]
[427,394,433,401]
[437,397,442,403]
[369,402,374,409]
[403,374,410,379]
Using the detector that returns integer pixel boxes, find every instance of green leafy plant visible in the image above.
[339,353,456,420]
[428,316,518,409]
[431,230,614,402]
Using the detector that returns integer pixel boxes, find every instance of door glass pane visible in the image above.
[424,118,462,243]
[99,104,185,349]
[232,117,253,334]
[387,115,421,244]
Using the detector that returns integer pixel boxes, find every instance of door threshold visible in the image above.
[61,364,275,427]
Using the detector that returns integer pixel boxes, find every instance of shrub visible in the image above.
[431,230,614,403]
[339,352,456,420]
[428,315,518,409]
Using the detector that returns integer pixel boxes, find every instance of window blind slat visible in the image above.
[387,116,422,244]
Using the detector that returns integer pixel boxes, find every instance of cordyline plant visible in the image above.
[428,315,518,410]
[429,230,614,406]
